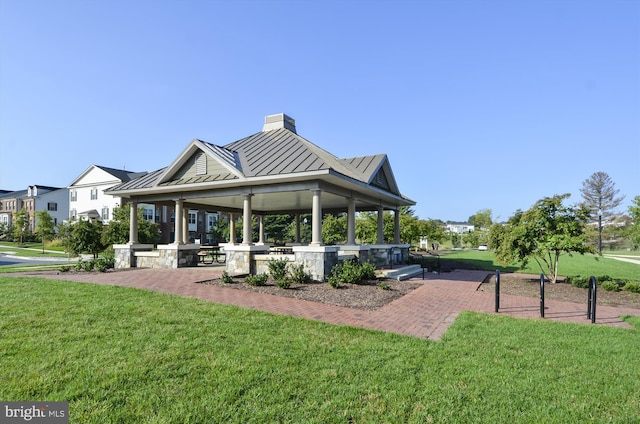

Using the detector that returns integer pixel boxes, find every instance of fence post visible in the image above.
[588,276,597,324]
[495,269,500,313]
[540,273,545,318]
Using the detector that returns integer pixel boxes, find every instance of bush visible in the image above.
[245,273,268,287]
[327,260,377,286]
[268,258,289,281]
[290,264,311,284]
[378,281,391,290]
[94,249,115,272]
[567,275,590,288]
[327,274,341,289]
[221,271,234,284]
[601,281,619,292]
[275,279,292,289]
[624,282,640,294]
[75,259,94,272]
[59,265,71,272]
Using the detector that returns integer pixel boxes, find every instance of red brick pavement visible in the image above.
[5,268,639,340]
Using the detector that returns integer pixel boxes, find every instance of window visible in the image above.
[91,188,98,200]
[70,209,77,219]
[142,207,154,222]
[70,190,77,202]
[47,202,57,212]
[102,207,109,221]
[206,213,218,232]
[189,211,197,225]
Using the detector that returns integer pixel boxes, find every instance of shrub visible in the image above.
[327,274,341,289]
[221,271,234,284]
[59,265,71,272]
[624,282,640,294]
[275,279,292,289]
[267,258,289,281]
[567,275,590,289]
[290,264,311,284]
[327,260,377,286]
[94,250,115,272]
[601,281,619,292]
[378,281,391,290]
[245,273,268,287]
[75,259,94,272]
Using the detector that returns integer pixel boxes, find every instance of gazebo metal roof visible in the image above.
[106,114,415,215]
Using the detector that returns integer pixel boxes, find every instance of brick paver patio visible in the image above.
[6,267,639,340]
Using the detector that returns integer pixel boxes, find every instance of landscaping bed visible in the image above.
[200,270,640,311]
[200,277,423,311]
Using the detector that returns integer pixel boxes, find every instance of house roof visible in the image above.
[106,114,414,214]
[68,165,147,187]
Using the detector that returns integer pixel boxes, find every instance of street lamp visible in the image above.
[597,209,602,255]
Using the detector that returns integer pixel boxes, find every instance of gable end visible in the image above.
[170,151,237,182]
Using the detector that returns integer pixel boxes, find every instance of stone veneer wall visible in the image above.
[114,244,199,269]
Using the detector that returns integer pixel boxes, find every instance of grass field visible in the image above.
[437,250,640,281]
[0,242,68,258]
[1,276,639,423]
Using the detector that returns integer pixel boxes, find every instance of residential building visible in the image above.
[67,165,147,223]
[446,222,475,234]
[0,185,68,232]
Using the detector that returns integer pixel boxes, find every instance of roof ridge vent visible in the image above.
[262,113,296,134]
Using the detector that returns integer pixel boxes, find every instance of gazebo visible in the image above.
[106,113,415,280]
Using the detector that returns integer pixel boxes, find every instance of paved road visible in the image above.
[604,254,640,265]
[0,254,75,267]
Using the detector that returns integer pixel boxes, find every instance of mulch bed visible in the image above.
[199,278,423,311]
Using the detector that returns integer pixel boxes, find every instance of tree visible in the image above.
[417,218,447,248]
[490,194,593,283]
[264,214,293,244]
[468,209,493,229]
[69,219,106,259]
[101,204,159,245]
[322,213,346,244]
[628,195,640,250]
[35,210,55,253]
[12,208,29,244]
[580,171,625,219]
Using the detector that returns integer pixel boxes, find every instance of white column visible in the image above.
[377,206,384,244]
[394,209,400,244]
[128,201,138,244]
[347,197,356,245]
[174,199,183,244]
[242,194,253,245]
[258,215,265,244]
[228,213,235,245]
[311,190,322,246]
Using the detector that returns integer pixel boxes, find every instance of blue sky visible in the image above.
[1,0,638,222]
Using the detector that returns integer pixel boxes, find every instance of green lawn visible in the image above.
[439,249,640,281]
[1,277,639,423]
[0,242,69,258]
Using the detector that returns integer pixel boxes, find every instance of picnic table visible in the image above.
[198,246,226,264]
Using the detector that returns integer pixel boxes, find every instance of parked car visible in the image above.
[478,244,488,251]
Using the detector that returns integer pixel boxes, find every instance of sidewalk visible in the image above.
[4,268,639,340]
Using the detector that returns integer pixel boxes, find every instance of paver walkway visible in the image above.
[4,268,639,340]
